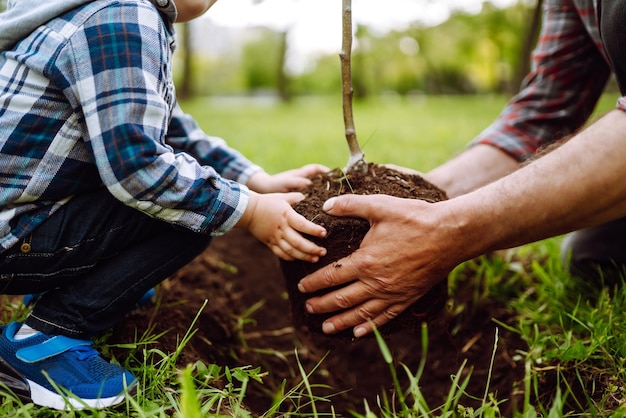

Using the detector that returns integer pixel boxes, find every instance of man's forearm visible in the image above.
[425,144,519,198]
[447,110,626,256]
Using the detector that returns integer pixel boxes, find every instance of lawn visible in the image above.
[1,93,625,417]
[183,93,617,174]
[183,94,508,173]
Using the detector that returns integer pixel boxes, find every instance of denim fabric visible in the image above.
[0,188,212,338]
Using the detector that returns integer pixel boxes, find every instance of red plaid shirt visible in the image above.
[472,0,624,161]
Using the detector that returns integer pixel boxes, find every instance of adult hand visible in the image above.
[296,111,626,338]
[297,194,460,338]
[238,192,327,262]
[247,164,329,194]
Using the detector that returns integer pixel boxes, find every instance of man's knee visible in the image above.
[561,217,626,286]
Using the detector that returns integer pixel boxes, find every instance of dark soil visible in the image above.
[280,163,449,343]
[109,228,527,416]
[109,164,528,416]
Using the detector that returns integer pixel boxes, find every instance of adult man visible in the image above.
[297,0,626,338]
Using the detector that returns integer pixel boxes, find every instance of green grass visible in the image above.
[184,94,507,173]
[186,93,504,172]
[183,93,618,174]
[0,93,624,416]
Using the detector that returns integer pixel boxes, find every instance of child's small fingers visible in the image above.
[276,240,308,261]
[289,213,327,238]
[272,233,322,262]
[271,244,294,261]
[297,164,330,177]
[280,230,326,261]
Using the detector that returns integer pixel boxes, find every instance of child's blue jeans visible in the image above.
[0,188,213,338]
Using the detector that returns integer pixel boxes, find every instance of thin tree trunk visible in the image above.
[514,0,544,92]
[276,30,291,103]
[341,0,366,171]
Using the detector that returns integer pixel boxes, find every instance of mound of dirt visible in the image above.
[280,163,448,343]
[110,227,527,416]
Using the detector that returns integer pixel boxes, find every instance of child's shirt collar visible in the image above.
[149,0,178,24]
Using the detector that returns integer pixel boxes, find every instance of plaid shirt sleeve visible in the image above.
[471,0,612,161]
[59,1,255,235]
[166,103,263,185]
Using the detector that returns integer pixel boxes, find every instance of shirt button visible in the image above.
[20,243,31,253]
[156,0,169,7]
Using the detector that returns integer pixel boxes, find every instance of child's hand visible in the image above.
[382,163,425,177]
[247,164,329,193]
[237,192,327,262]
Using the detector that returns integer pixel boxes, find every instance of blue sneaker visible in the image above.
[22,293,43,306]
[137,287,156,307]
[0,322,136,410]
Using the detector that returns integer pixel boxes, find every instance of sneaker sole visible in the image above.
[29,378,132,410]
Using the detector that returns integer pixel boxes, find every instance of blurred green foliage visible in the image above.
[241,28,285,92]
[175,1,541,98]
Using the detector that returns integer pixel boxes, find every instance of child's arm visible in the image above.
[165,105,264,185]
[236,191,327,262]
[165,108,329,194]
[246,164,329,194]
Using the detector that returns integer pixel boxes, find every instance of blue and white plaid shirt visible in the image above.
[0,0,262,253]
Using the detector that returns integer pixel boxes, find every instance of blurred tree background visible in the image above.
[2,0,613,100]
[173,0,556,101]
[0,0,547,98]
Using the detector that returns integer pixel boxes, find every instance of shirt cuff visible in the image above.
[235,164,264,185]
[211,183,250,236]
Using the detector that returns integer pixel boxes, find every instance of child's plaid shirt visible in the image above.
[472,0,626,161]
[0,0,261,253]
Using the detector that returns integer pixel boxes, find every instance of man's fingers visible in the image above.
[323,194,392,221]
[298,254,360,293]
[316,299,408,337]
[318,300,382,334]
[303,279,370,314]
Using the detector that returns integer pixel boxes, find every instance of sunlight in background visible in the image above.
[203,0,518,56]
[201,0,519,74]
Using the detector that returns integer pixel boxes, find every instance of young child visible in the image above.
[0,0,327,410]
